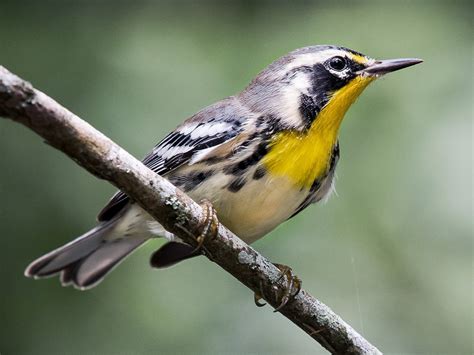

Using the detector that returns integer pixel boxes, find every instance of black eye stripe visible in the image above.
[350,61,366,73]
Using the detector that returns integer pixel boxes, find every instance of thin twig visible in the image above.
[0,65,382,354]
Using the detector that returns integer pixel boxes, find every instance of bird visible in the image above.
[25,45,422,292]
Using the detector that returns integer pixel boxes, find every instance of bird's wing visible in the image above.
[97,98,248,221]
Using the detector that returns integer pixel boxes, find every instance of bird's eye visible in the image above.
[328,56,347,71]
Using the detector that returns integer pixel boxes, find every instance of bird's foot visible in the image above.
[254,281,267,307]
[191,199,219,255]
[253,263,302,312]
[272,263,302,312]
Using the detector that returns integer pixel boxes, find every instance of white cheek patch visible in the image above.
[291,72,311,92]
[279,84,305,127]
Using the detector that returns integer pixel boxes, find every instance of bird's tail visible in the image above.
[25,221,148,290]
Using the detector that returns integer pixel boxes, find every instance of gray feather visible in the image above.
[25,219,148,290]
[25,223,114,278]
[72,236,147,290]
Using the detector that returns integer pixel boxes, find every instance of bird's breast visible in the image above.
[262,129,337,189]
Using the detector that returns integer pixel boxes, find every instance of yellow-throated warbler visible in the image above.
[25,45,422,290]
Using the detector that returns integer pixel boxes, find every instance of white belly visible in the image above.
[131,166,310,244]
[186,171,307,243]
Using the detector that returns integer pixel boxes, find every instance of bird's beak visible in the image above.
[361,58,423,76]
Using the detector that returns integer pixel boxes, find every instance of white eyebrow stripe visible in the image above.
[286,49,345,71]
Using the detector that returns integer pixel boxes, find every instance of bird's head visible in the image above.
[241,45,422,131]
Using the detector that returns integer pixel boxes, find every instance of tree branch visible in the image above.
[0,65,381,354]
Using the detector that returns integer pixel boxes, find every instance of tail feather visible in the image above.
[71,237,147,290]
[25,221,148,290]
[59,264,75,287]
[25,224,111,278]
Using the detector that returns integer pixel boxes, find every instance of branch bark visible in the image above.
[0,65,382,355]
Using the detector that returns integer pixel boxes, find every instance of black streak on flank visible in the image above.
[253,166,266,180]
[227,177,246,193]
[290,141,340,217]
[169,170,214,191]
[224,143,268,175]
[308,178,321,194]
[192,171,212,185]
[329,141,340,170]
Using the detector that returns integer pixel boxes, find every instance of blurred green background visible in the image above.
[0,1,471,354]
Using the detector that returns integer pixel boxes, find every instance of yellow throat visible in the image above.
[262,75,375,188]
